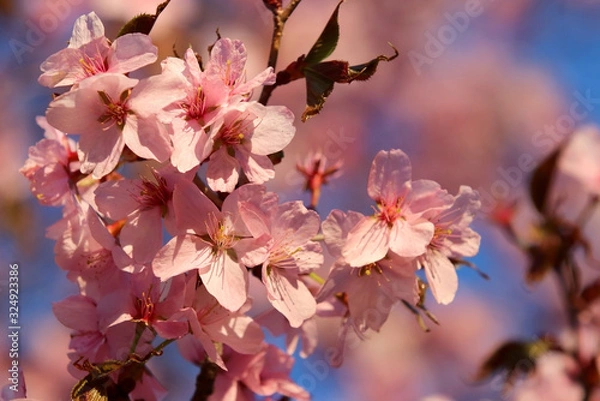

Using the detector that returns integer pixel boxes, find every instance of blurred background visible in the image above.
[2,0,600,400]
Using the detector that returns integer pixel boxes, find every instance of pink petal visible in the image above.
[170,122,211,172]
[52,295,97,331]
[237,148,274,184]
[342,217,390,267]
[205,38,246,85]
[207,147,240,192]
[200,253,248,312]
[234,67,275,95]
[153,235,213,280]
[367,149,412,204]
[422,250,458,305]
[388,219,434,258]
[120,209,163,265]
[322,210,364,259]
[264,269,316,328]
[153,320,189,339]
[292,241,323,272]
[272,201,320,246]
[38,48,85,87]
[405,179,453,215]
[129,73,187,116]
[209,375,240,401]
[45,88,103,134]
[69,12,105,48]
[248,104,296,156]
[207,316,264,355]
[172,180,220,234]
[108,33,157,74]
[94,180,140,220]
[77,126,125,178]
[122,114,172,162]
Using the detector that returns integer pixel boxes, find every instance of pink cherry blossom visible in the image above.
[319,209,418,365]
[53,294,155,368]
[296,149,343,208]
[45,72,185,178]
[415,185,481,305]
[50,201,131,298]
[174,283,264,369]
[206,101,296,192]
[20,116,79,206]
[204,38,275,97]
[158,48,230,172]
[94,165,196,265]
[98,268,189,340]
[239,199,323,328]
[38,12,157,88]
[153,181,272,311]
[208,345,309,401]
[342,149,435,266]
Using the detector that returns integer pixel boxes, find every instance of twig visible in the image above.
[259,0,303,105]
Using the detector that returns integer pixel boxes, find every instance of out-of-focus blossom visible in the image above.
[512,352,584,401]
[296,149,343,208]
[209,345,310,401]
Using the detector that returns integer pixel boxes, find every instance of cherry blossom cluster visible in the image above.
[19,10,481,401]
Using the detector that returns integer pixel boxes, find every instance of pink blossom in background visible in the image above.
[512,353,584,401]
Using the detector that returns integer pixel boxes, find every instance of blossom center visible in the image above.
[135,291,155,323]
[205,213,237,252]
[79,52,108,77]
[376,198,403,226]
[217,118,250,147]
[97,89,133,130]
[131,171,172,215]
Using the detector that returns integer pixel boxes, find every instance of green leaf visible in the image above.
[116,0,171,37]
[304,0,344,65]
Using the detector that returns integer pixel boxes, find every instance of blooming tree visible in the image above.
[15,1,487,400]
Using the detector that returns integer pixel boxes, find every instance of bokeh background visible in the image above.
[2,0,600,400]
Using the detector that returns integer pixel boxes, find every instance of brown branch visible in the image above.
[259,0,303,105]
